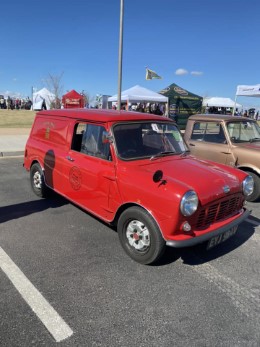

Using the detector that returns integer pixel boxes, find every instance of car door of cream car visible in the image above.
[187,121,233,165]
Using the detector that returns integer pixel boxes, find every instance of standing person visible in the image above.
[42,98,47,110]
[15,98,20,110]
[7,96,10,110]
[0,96,5,109]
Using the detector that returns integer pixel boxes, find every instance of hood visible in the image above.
[137,155,244,205]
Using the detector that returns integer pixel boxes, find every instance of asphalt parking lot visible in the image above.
[0,157,260,347]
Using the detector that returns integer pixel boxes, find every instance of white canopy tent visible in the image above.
[233,84,260,115]
[203,97,242,109]
[33,87,55,110]
[108,85,168,105]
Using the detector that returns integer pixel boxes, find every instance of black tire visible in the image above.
[30,163,49,198]
[117,206,166,265]
[245,171,260,202]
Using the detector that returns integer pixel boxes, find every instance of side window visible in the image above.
[191,122,206,141]
[71,123,111,160]
[71,123,86,151]
[191,122,226,144]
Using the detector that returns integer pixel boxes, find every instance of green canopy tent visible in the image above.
[159,83,202,129]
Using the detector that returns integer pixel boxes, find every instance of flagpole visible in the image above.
[232,94,238,116]
[31,86,34,111]
[117,0,124,111]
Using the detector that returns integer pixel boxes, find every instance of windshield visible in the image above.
[113,121,188,160]
[227,121,260,143]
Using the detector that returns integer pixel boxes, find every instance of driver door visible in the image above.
[187,121,232,165]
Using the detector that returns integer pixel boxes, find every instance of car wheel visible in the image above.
[117,206,166,265]
[30,163,49,198]
[245,171,260,202]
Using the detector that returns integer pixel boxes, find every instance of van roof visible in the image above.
[37,108,171,123]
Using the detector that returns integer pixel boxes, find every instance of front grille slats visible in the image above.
[195,194,243,229]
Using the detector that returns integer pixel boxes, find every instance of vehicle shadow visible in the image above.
[0,192,67,224]
[155,218,259,266]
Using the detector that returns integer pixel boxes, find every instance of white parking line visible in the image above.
[0,247,73,342]
[193,261,260,323]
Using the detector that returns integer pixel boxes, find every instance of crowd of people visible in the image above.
[111,102,167,116]
[205,105,259,120]
[0,95,32,110]
[240,109,259,120]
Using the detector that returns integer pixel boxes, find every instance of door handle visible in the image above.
[66,156,75,162]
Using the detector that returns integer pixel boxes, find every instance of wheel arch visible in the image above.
[239,167,260,201]
[238,165,260,177]
[30,159,43,170]
[112,202,165,240]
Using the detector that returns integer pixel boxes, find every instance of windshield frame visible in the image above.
[226,120,260,143]
[112,120,188,161]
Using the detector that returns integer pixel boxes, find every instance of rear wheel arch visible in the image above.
[30,162,49,198]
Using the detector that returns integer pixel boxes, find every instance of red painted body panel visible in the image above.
[24,109,249,246]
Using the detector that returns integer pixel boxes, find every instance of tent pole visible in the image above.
[232,94,238,116]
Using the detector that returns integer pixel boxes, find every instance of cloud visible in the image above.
[12,78,18,82]
[0,90,23,98]
[175,68,188,76]
[191,71,203,76]
[175,68,203,76]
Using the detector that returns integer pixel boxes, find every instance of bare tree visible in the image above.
[45,72,64,109]
[81,90,96,108]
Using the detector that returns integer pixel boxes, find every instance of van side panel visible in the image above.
[29,116,69,148]
[24,115,70,192]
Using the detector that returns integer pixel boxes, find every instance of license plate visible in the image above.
[207,226,238,250]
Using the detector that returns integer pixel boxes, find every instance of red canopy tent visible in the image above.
[62,89,85,108]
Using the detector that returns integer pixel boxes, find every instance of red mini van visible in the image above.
[24,109,253,264]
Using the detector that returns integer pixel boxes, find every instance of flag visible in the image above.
[145,68,162,80]
[236,84,260,97]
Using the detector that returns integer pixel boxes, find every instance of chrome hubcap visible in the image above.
[33,171,42,189]
[126,220,150,251]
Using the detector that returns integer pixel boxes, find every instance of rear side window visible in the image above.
[71,122,111,160]
[191,122,226,144]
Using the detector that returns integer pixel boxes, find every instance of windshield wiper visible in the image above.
[150,151,176,160]
[249,138,260,143]
[180,150,190,157]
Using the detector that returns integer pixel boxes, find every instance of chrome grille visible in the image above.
[196,194,244,229]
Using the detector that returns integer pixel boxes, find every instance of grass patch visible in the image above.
[0,109,36,128]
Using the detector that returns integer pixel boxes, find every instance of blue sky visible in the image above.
[1,0,260,109]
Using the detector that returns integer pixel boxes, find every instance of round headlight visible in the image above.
[243,175,254,196]
[180,191,198,216]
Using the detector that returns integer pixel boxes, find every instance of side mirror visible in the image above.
[153,170,167,185]
[153,170,163,183]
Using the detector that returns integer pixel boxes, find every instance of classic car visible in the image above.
[24,109,252,264]
[184,114,260,201]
